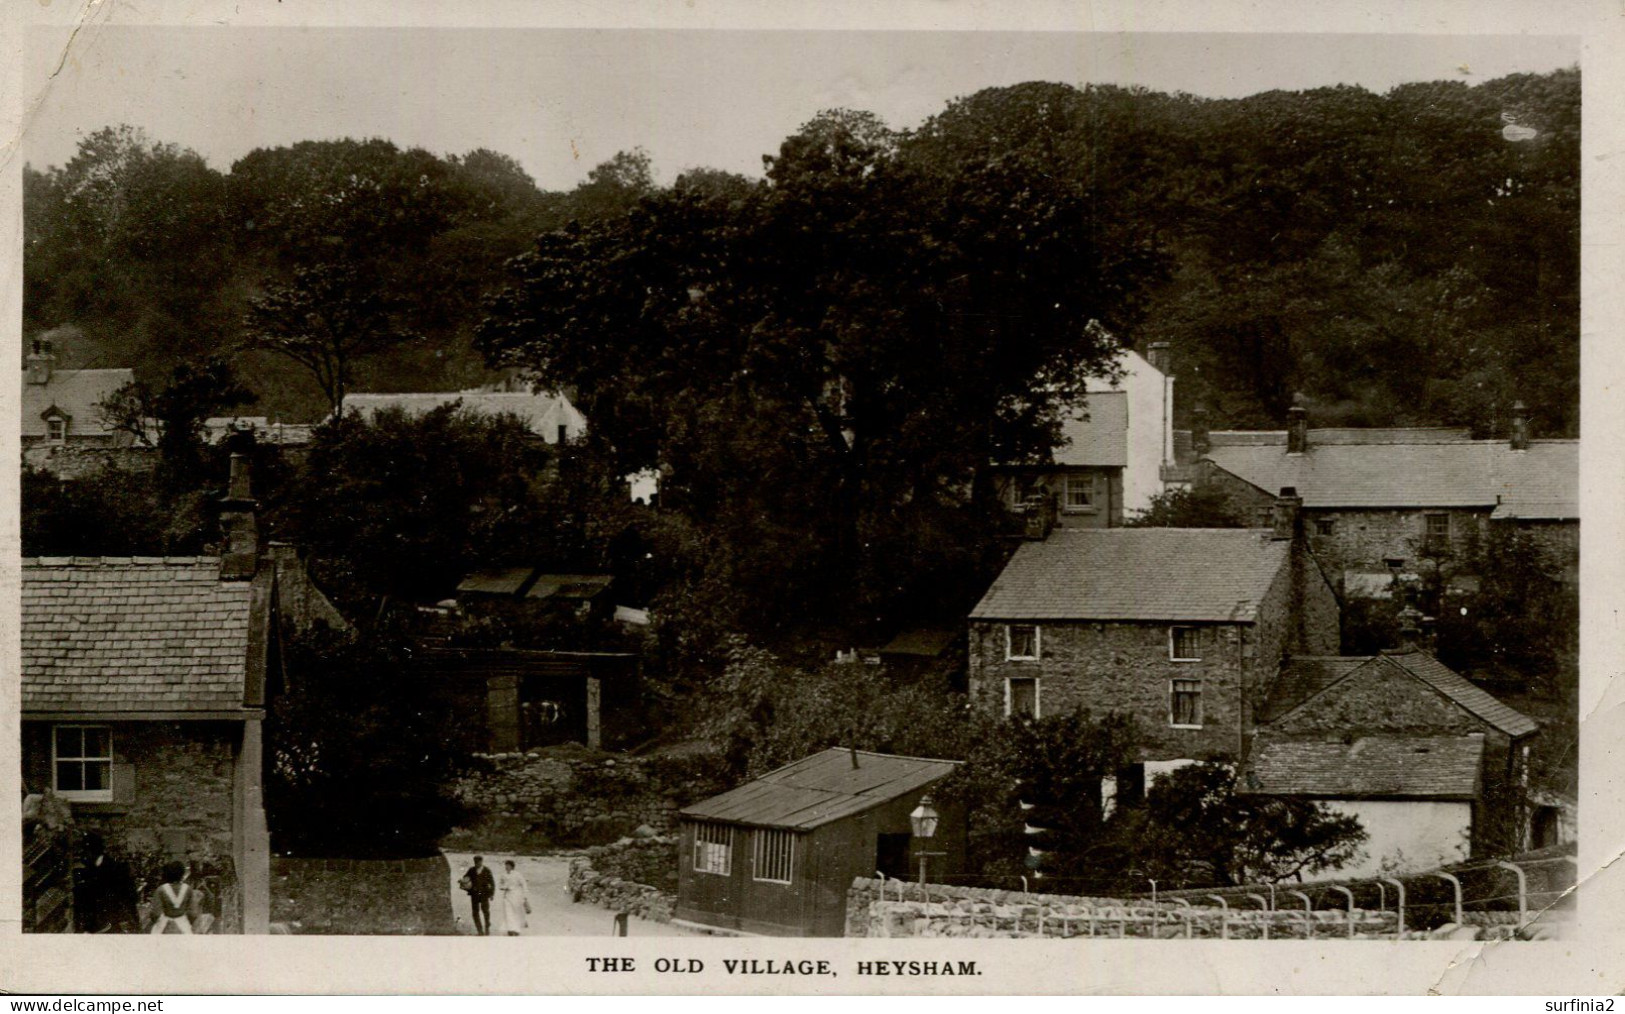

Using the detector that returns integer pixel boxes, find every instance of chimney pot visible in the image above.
[1146,342,1172,376]
[1192,404,1211,457]
[1271,487,1302,541]
[218,449,259,579]
[1286,405,1308,454]
[1510,400,1530,451]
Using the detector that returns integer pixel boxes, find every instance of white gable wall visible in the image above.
[1319,799,1473,878]
[1086,349,1171,518]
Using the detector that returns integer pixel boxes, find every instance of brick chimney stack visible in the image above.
[25,338,55,386]
[1271,486,1302,541]
[1146,342,1172,376]
[1286,403,1309,455]
[1510,400,1530,451]
[1390,604,1433,654]
[1192,403,1211,457]
[218,451,259,580]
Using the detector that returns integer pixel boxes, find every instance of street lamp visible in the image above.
[909,795,946,886]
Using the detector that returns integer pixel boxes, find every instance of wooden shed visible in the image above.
[675,748,963,937]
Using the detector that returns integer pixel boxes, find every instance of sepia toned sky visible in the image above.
[23,26,1579,191]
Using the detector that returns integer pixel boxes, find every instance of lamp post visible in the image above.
[909,795,946,886]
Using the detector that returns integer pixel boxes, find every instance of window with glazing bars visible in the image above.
[753,828,794,883]
[692,822,733,875]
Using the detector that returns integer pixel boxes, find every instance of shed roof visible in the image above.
[878,628,958,658]
[1242,734,1485,800]
[1205,439,1577,515]
[970,528,1289,622]
[21,368,134,439]
[680,748,959,830]
[526,574,614,601]
[1258,657,1369,722]
[457,567,538,596]
[22,557,259,715]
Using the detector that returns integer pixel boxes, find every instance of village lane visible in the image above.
[443,851,706,937]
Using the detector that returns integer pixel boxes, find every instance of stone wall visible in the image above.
[567,836,679,923]
[23,444,157,480]
[969,619,1248,761]
[271,856,455,935]
[452,749,725,846]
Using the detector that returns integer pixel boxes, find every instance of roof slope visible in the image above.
[1259,657,1370,722]
[1205,439,1577,515]
[970,528,1289,622]
[342,389,585,441]
[22,557,254,714]
[21,369,134,438]
[680,748,959,830]
[1243,734,1484,799]
[1385,652,1539,738]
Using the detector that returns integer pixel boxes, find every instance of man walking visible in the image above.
[460,855,496,935]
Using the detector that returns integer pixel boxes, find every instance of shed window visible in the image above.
[1007,676,1039,719]
[53,725,112,801]
[1170,626,1202,661]
[1006,624,1040,661]
[1314,518,1335,536]
[1062,474,1095,512]
[692,822,733,876]
[752,829,794,884]
[1170,679,1203,728]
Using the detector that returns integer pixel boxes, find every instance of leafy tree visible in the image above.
[98,357,252,488]
[1110,762,1367,888]
[1128,486,1246,528]
[277,404,560,611]
[242,262,422,415]
[21,464,214,558]
[265,623,469,857]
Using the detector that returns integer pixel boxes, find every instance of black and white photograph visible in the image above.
[4,0,1621,996]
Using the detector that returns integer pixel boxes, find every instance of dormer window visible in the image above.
[44,413,68,444]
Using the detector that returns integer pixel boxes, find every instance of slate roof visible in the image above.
[1053,393,1128,467]
[526,574,614,601]
[970,528,1289,622]
[1261,652,1538,738]
[1258,657,1369,722]
[1208,427,1474,447]
[680,748,959,831]
[878,628,958,658]
[342,389,586,443]
[21,368,135,439]
[1243,734,1485,800]
[1205,438,1578,516]
[22,557,257,714]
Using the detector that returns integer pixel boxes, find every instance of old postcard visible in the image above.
[2,0,1622,995]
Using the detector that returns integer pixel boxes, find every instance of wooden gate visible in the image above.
[23,831,74,933]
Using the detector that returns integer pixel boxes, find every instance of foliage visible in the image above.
[265,622,469,857]
[276,404,560,610]
[693,640,984,781]
[97,357,252,488]
[1108,762,1368,888]
[1430,528,1578,690]
[1127,486,1246,528]
[21,463,215,557]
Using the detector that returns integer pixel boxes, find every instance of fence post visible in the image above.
[1287,890,1314,939]
[1434,872,1464,928]
[1494,861,1528,930]
[1172,898,1192,939]
[1245,894,1270,940]
[1206,895,1230,940]
[1331,886,1356,938]
[1381,877,1406,937]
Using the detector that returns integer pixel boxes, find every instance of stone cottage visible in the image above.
[21,337,140,475]
[967,495,1339,765]
[1193,404,1578,597]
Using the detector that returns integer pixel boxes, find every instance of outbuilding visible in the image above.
[675,748,962,937]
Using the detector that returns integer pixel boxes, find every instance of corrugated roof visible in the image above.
[342,389,586,443]
[1053,393,1128,467]
[1243,734,1484,799]
[1385,652,1539,738]
[970,528,1289,622]
[21,369,135,439]
[1259,656,1371,722]
[680,748,959,830]
[22,557,254,714]
[1205,439,1577,515]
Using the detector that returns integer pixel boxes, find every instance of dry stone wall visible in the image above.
[567,836,679,923]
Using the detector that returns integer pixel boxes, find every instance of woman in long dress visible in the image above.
[498,859,528,936]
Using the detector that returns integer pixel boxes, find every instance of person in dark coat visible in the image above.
[74,833,138,933]
[460,855,496,935]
